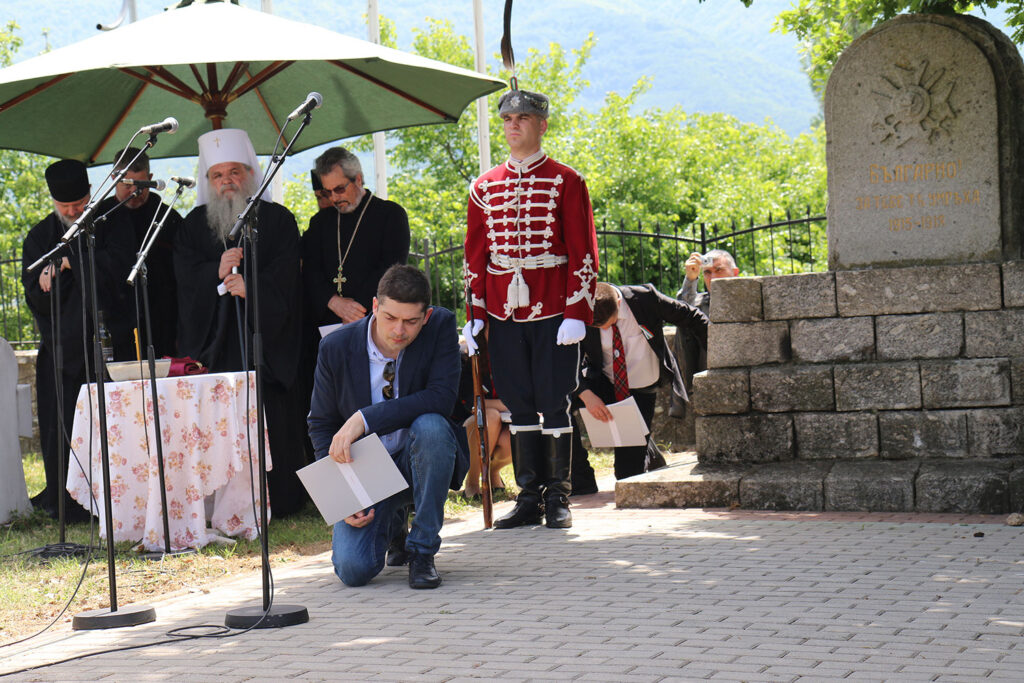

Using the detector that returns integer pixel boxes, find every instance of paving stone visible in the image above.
[921,358,1012,408]
[879,410,968,459]
[696,414,794,463]
[915,459,1011,513]
[739,460,831,510]
[791,316,874,363]
[794,412,878,459]
[707,321,791,368]
[824,460,919,511]
[965,308,1024,357]
[692,369,750,415]
[750,365,835,412]
[835,264,1001,316]
[762,272,838,320]
[876,312,964,360]
[710,276,764,322]
[835,362,921,411]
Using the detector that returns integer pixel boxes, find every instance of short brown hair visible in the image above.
[377,264,430,310]
[592,282,618,327]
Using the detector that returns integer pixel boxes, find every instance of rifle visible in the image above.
[465,289,493,528]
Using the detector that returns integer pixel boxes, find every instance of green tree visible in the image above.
[774,0,1007,107]
[1,22,52,343]
[284,17,829,311]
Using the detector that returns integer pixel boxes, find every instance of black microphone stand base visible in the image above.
[137,547,197,561]
[25,542,105,561]
[225,604,308,630]
[73,603,156,631]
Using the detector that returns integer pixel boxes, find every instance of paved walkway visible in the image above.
[1,493,1022,681]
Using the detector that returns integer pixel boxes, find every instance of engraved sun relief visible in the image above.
[871,59,957,147]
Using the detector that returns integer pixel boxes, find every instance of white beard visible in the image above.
[206,175,257,242]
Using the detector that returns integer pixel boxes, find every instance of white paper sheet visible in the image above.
[578,395,650,448]
[318,323,344,338]
[297,434,409,525]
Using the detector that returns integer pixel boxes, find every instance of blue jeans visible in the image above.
[331,413,457,586]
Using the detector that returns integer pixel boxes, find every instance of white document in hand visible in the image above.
[296,433,409,525]
[319,323,344,338]
[579,395,650,448]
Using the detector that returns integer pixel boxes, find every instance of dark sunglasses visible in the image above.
[382,360,395,400]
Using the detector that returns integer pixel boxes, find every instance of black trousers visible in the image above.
[487,315,581,430]
[35,346,90,513]
[263,377,312,517]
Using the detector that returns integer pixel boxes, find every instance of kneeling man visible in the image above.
[308,265,468,589]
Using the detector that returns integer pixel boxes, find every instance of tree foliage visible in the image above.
[773,0,1011,106]
[0,23,51,259]
[281,16,828,308]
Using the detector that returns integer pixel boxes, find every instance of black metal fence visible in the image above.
[0,248,37,348]
[413,209,827,323]
[2,209,827,346]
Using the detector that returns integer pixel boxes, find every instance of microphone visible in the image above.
[122,178,166,190]
[287,92,322,121]
[171,176,196,188]
[139,117,179,135]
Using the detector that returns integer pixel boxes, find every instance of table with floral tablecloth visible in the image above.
[66,371,271,550]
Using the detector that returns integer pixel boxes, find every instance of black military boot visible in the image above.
[494,427,545,529]
[568,420,597,496]
[543,432,573,529]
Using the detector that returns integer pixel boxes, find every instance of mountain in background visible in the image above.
[8,0,819,135]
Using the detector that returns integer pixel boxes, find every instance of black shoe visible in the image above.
[493,498,544,529]
[408,553,442,589]
[386,531,410,567]
[545,494,572,529]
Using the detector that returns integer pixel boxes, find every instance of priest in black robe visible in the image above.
[301,146,410,329]
[22,159,134,520]
[173,128,308,517]
[97,146,183,359]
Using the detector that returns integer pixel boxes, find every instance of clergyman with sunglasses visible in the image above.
[308,265,468,589]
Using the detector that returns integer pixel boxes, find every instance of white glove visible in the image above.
[556,318,586,345]
[463,319,485,355]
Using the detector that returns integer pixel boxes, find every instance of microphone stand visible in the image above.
[25,250,102,559]
[223,113,311,631]
[127,183,194,560]
[24,183,151,558]
[31,141,160,630]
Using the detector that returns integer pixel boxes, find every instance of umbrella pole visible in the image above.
[224,109,314,631]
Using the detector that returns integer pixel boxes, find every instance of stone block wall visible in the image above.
[693,263,1024,513]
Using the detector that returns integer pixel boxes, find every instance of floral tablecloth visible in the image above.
[66,371,272,550]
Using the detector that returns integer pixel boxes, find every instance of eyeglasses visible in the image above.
[325,179,354,196]
[382,360,395,400]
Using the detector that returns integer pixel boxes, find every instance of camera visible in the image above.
[700,254,714,267]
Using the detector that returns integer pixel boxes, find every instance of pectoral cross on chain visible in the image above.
[334,266,346,295]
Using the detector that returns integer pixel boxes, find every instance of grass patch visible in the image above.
[2,449,614,642]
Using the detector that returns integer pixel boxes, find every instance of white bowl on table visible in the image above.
[106,360,172,382]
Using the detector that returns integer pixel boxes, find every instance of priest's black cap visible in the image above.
[45,159,89,202]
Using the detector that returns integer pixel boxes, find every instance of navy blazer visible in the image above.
[307,306,469,488]
[578,284,708,409]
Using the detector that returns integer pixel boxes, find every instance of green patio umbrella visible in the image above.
[0,1,505,163]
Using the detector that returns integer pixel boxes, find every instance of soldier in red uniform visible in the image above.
[463,89,598,529]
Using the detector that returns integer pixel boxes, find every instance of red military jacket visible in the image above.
[464,151,598,323]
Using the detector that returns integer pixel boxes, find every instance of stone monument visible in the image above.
[619,14,1024,515]
[825,14,1024,269]
[0,339,31,523]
